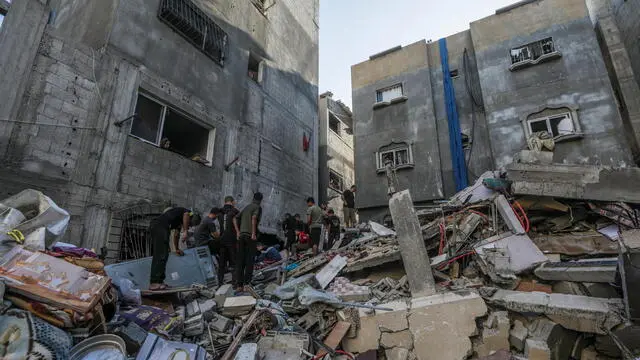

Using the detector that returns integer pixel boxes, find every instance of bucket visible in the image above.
[69,334,127,360]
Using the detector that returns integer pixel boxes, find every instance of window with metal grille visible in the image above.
[510,37,559,70]
[158,0,228,66]
[376,84,403,103]
[251,0,266,12]
[329,169,344,191]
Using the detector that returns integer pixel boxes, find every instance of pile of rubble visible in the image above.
[1,153,640,360]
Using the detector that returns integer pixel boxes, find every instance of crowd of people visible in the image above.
[146,185,357,294]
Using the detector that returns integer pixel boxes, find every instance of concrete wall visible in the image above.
[318,93,355,222]
[352,41,446,221]
[471,0,632,168]
[0,0,319,249]
[611,0,640,90]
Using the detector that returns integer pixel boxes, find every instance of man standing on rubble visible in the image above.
[235,192,263,292]
[218,196,240,287]
[342,185,357,228]
[193,207,221,254]
[149,207,202,291]
[306,197,324,256]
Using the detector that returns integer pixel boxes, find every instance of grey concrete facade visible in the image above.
[318,92,355,222]
[351,0,638,222]
[0,0,319,258]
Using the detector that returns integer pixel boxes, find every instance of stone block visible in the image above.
[215,284,234,305]
[222,296,256,317]
[342,313,381,354]
[385,347,410,360]
[209,313,233,332]
[475,311,510,357]
[534,258,618,283]
[528,318,578,360]
[525,339,551,360]
[516,150,554,165]
[380,330,413,350]
[509,320,528,351]
[376,300,410,332]
[409,291,488,360]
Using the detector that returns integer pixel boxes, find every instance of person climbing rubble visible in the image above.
[235,192,263,293]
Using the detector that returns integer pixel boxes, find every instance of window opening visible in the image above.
[248,53,262,83]
[511,37,556,65]
[329,113,340,136]
[329,170,344,191]
[450,69,459,78]
[158,0,228,65]
[376,84,403,103]
[377,142,414,171]
[131,93,215,165]
[527,113,575,138]
[251,0,266,12]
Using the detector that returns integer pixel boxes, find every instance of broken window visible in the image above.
[329,112,341,136]
[450,69,459,78]
[376,84,403,103]
[510,38,557,66]
[329,169,344,191]
[527,112,575,139]
[158,0,228,65]
[248,53,262,83]
[376,142,414,171]
[131,93,215,165]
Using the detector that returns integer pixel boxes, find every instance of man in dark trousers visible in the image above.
[282,213,297,256]
[149,207,201,291]
[235,192,263,292]
[218,196,240,287]
[342,185,357,228]
[325,209,341,250]
[306,197,323,256]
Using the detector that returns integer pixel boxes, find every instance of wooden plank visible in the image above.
[316,321,351,358]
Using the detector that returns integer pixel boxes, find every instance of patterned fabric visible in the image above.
[0,309,72,360]
[328,277,370,302]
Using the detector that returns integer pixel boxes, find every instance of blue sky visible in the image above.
[318,0,518,108]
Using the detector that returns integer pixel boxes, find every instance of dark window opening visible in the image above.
[130,93,214,165]
[132,95,164,144]
[251,0,266,12]
[450,69,459,78]
[461,133,471,149]
[161,109,210,163]
[511,37,556,65]
[248,53,262,83]
[528,113,574,138]
[329,170,344,191]
[329,113,340,135]
[158,0,228,65]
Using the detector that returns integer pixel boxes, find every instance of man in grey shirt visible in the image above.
[306,197,323,256]
[193,207,221,254]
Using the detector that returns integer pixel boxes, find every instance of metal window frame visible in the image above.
[129,91,216,166]
[376,83,404,103]
[526,112,574,138]
[328,111,341,137]
[376,143,414,171]
[510,37,555,65]
[328,168,345,191]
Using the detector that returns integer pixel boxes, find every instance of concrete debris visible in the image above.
[222,296,257,317]
[474,311,510,357]
[509,320,528,351]
[534,258,618,283]
[475,233,548,274]
[527,318,578,360]
[380,330,413,350]
[385,347,411,360]
[495,195,526,234]
[481,288,624,334]
[316,255,348,289]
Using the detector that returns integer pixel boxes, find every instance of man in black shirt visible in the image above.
[235,192,263,292]
[218,196,240,287]
[325,209,341,250]
[282,213,297,255]
[342,185,357,228]
[149,207,202,291]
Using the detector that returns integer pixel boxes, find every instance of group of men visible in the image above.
[147,185,356,293]
[148,192,265,293]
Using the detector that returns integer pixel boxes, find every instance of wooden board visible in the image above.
[141,287,193,296]
[316,321,351,358]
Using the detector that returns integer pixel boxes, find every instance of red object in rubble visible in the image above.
[303,134,310,152]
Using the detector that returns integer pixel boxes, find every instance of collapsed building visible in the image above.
[0,0,320,256]
[350,0,640,223]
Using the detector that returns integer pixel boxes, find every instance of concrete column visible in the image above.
[389,190,436,297]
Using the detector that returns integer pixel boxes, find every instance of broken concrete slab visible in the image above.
[409,291,488,360]
[515,150,554,165]
[534,258,618,283]
[389,190,436,297]
[215,284,234,306]
[506,163,640,204]
[448,171,497,206]
[380,330,413,350]
[385,347,410,360]
[527,318,578,360]
[315,255,347,289]
[222,296,256,317]
[495,195,526,234]
[509,320,528,351]
[209,313,233,332]
[475,233,548,274]
[531,232,618,256]
[369,221,396,237]
[342,300,410,354]
[376,300,410,332]
[553,282,620,299]
[342,311,382,354]
[481,288,623,334]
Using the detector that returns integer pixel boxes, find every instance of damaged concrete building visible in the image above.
[0,0,319,256]
[351,0,640,222]
[318,92,355,222]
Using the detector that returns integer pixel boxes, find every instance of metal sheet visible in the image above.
[105,246,216,290]
[136,333,207,360]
